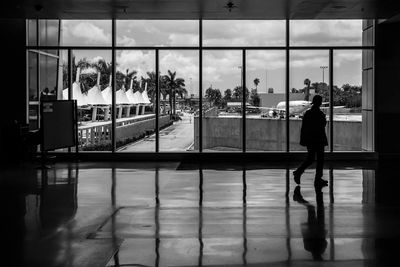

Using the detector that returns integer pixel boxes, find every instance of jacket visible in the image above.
[300,107,328,147]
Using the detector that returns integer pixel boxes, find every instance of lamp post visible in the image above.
[320,66,328,84]
[238,66,243,88]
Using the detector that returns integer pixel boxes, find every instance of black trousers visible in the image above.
[296,145,325,179]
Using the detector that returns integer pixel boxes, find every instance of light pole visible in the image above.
[320,66,328,84]
[189,77,192,95]
[238,66,243,89]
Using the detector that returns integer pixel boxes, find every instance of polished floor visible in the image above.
[1,161,400,266]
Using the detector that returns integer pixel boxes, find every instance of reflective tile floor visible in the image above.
[1,161,400,266]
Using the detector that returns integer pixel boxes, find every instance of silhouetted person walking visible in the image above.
[293,95,328,187]
[293,185,327,261]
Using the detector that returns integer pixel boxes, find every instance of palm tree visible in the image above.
[253,78,260,91]
[143,71,166,112]
[124,69,138,91]
[92,58,112,90]
[304,78,311,101]
[164,70,186,115]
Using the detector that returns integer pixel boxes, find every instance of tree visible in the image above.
[142,71,162,111]
[253,78,260,91]
[233,86,249,100]
[250,89,260,107]
[224,89,232,101]
[124,69,138,91]
[92,58,112,90]
[164,70,186,115]
[205,86,222,108]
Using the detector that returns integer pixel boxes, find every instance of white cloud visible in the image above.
[116,20,199,46]
[117,35,136,46]
[247,51,286,71]
[62,21,111,45]
[203,20,286,46]
[333,50,362,67]
[290,20,362,46]
[203,51,242,89]
[117,50,155,78]
[168,33,198,46]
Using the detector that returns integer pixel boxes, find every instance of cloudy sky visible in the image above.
[64,20,364,96]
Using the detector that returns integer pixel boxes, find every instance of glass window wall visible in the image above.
[203,20,285,47]
[26,19,374,153]
[333,50,363,151]
[245,50,286,151]
[203,50,243,152]
[116,20,199,47]
[289,50,330,151]
[72,50,112,151]
[159,50,199,152]
[290,20,363,46]
[61,20,112,46]
[116,50,156,152]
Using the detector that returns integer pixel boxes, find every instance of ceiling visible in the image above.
[3,0,400,20]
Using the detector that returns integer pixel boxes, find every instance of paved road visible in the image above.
[119,113,194,152]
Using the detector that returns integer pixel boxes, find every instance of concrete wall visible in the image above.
[195,117,362,151]
[116,115,171,144]
[375,20,400,153]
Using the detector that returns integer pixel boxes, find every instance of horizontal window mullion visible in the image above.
[26,46,375,50]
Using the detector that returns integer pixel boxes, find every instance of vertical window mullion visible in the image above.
[37,52,40,129]
[199,19,203,153]
[111,19,116,152]
[286,19,290,152]
[329,49,334,152]
[155,49,160,153]
[25,50,29,125]
[242,49,246,152]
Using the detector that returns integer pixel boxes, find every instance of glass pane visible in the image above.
[39,52,59,101]
[116,20,199,47]
[203,20,285,47]
[28,51,38,130]
[60,50,69,100]
[39,20,60,46]
[289,50,330,152]
[73,50,112,151]
[333,50,363,151]
[61,20,112,46]
[27,19,37,46]
[159,50,199,152]
[55,50,70,152]
[290,20,362,46]
[28,52,38,101]
[246,50,286,151]
[203,50,242,151]
[115,50,156,152]
[28,103,39,130]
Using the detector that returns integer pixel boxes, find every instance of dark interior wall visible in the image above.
[0,19,26,161]
[375,21,400,154]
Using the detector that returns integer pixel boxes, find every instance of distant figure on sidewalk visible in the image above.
[293,95,328,187]
[293,186,327,261]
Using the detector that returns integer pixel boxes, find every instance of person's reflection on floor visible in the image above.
[293,185,327,261]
